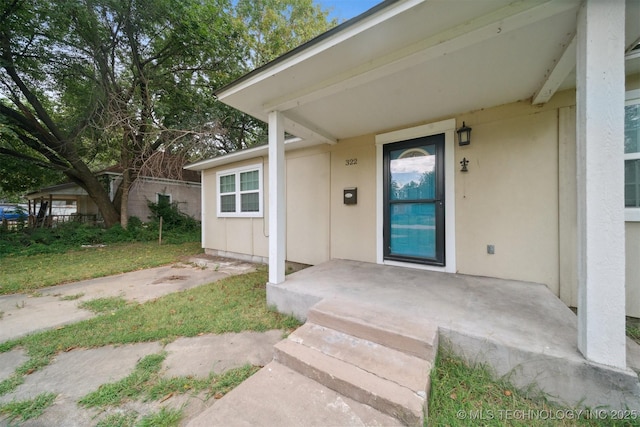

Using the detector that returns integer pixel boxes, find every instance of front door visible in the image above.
[383,134,445,265]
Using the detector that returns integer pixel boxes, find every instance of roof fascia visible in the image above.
[135,176,201,185]
[185,137,308,171]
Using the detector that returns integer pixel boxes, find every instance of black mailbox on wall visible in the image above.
[343,187,357,205]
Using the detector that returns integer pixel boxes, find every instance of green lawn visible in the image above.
[429,348,640,426]
[1,242,638,426]
[0,241,203,295]
[0,267,300,425]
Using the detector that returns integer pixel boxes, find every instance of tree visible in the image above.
[0,0,242,227]
[204,0,338,156]
[235,0,336,67]
[0,0,334,227]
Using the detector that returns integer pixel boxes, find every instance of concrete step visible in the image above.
[288,323,431,392]
[274,323,432,426]
[307,298,438,360]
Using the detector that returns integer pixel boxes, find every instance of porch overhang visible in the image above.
[216,0,639,143]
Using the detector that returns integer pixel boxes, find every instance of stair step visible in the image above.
[274,338,426,426]
[288,322,431,393]
[307,299,438,360]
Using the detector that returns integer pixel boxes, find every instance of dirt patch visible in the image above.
[152,275,187,284]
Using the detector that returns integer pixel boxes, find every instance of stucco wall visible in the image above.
[455,103,562,292]
[287,149,331,265]
[202,151,332,265]
[329,136,377,263]
[201,158,269,260]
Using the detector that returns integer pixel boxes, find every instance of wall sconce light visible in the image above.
[460,157,469,172]
[457,121,472,146]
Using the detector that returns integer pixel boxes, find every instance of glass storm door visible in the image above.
[383,134,445,265]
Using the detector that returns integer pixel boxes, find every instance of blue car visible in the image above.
[0,206,27,221]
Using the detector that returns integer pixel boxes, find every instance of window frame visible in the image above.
[156,193,172,204]
[626,89,640,222]
[216,163,263,218]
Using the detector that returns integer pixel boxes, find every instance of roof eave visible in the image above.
[214,0,402,100]
[185,137,313,171]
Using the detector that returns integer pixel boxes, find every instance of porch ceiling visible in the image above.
[216,0,640,144]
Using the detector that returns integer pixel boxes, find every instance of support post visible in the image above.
[268,111,286,284]
[576,0,626,368]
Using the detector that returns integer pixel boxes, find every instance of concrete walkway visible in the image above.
[0,256,286,426]
[0,255,254,342]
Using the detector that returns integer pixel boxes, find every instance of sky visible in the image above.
[316,0,383,22]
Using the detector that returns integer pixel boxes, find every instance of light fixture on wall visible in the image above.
[457,121,472,146]
[460,157,469,172]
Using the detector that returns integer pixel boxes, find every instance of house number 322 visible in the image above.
[345,158,358,166]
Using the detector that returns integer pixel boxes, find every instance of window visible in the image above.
[216,164,263,217]
[156,193,171,205]
[626,90,640,221]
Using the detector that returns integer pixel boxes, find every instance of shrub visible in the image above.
[147,199,199,232]
[0,213,200,257]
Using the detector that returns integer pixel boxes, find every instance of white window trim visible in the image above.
[375,118,456,273]
[156,193,172,204]
[626,89,640,222]
[216,163,263,218]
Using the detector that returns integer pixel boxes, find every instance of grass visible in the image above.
[0,241,202,295]
[0,270,300,397]
[0,240,288,425]
[627,317,640,344]
[60,293,84,301]
[80,351,258,409]
[0,392,57,423]
[79,353,167,407]
[136,407,183,427]
[96,411,139,427]
[79,296,129,314]
[428,347,640,427]
[79,352,256,427]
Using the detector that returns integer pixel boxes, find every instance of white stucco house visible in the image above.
[187,0,639,380]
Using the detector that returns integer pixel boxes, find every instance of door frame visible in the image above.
[375,118,457,273]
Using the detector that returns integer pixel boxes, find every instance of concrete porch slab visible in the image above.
[267,259,640,410]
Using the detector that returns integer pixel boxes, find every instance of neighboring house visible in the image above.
[186,0,639,373]
[27,166,201,223]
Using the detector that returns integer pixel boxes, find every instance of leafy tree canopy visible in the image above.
[0,0,334,226]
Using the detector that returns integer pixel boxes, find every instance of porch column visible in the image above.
[268,110,286,284]
[576,0,626,368]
